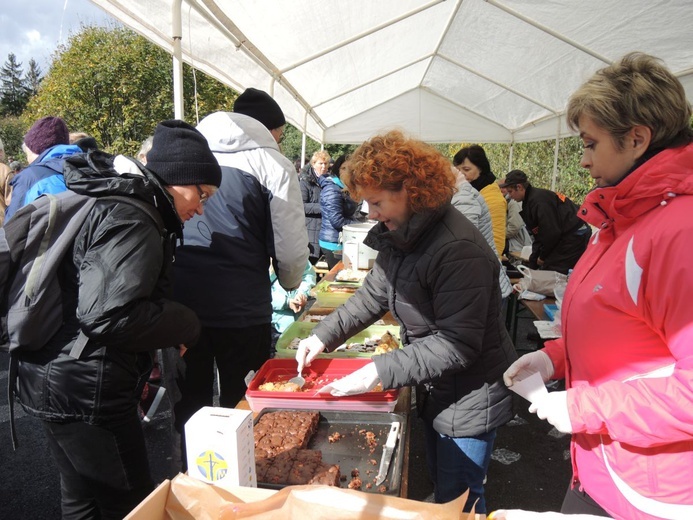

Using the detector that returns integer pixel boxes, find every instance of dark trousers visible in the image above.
[42,415,153,520]
[173,323,271,468]
[320,248,340,270]
[561,482,611,516]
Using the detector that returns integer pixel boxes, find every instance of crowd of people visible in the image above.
[1,51,692,520]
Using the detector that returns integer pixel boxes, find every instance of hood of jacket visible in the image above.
[196,111,280,155]
[364,204,448,254]
[62,151,183,238]
[580,143,693,232]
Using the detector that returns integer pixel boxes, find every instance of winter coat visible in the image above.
[542,143,693,520]
[173,112,309,328]
[0,162,13,226]
[520,184,589,274]
[299,166,323,260]
[15,151,200,424]
[451,180,512,298]
[312,204,516,437]
[5,144,83,222]
[478,183,507,256]
[318,175,360,247]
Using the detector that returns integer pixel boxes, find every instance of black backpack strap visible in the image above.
[8,355,18,449]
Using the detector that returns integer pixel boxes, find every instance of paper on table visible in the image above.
[510,371,548,405]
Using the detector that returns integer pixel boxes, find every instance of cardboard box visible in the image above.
[184,406,256,489]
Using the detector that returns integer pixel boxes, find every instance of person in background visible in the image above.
[0,137,14,226]
[137,136,154,165]
[503,52,693,520]
[69,131,99,152]
[300,150,331,264]
[172,88,309,468]
[5,116,83,222]
[296,130,516,514]
[12,120,221,519]
[453,145,507,257]
[498,178,533,254]
[318,154,364,269]
[270,260,316,354]
[500,169,589,274]
[451,168,513,303]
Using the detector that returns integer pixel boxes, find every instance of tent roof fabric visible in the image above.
[91,0,693,144]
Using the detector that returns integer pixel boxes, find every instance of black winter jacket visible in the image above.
[521,184,589,274]
[16,152,200,424]
[318,175,361,245]
[299,167,322,260]
[312,204,516,437]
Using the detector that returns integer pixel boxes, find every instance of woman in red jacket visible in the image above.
[503,53,693,519]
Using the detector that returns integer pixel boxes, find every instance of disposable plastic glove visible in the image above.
[490,510,605,519]
[322,362,380,397]
[528,391,572,433]
[295,335,326,373]
[503,350,555,387]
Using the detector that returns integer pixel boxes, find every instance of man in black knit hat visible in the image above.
[171,90,309,468]
[10,120,221,519]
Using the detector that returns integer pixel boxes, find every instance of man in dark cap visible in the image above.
[5,116,83,222]
[10,120,221,519]
[500,169,590,273]
[171,89,309,468]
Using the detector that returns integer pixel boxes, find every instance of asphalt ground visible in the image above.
[0,306,570,517]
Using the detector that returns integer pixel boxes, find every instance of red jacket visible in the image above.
[543,143,693,520]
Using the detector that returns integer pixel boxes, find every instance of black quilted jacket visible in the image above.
[313,204,516,437]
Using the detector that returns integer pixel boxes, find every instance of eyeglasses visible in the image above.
[196,185,209,205]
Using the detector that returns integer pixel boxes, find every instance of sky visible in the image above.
[0,0,114,74]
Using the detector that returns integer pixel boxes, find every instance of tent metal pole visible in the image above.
[551,116,560,191]
[301,112,307,167]
[172,0,184,119]
[508,142,514,172]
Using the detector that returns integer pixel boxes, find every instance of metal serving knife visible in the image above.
[375,421,400,486]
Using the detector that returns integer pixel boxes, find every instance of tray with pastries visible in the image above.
[274,321,401,359]
[253,408,406,496]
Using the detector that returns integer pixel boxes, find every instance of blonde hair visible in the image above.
[567,52,693,150]
[344,130,455,213]
[310,150,331,165]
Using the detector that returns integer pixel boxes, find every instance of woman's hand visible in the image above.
[289,293,308,313]
[503,351,555,387]
[326,362,380,396]
[295,335,326,373]
[529,391,572,433]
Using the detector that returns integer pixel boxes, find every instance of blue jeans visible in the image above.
[424,421,496,513]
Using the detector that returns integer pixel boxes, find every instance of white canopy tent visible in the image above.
[90,0,693,148]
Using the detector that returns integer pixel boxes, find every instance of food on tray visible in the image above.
[283,331,400,354]
[348,476,363,489]
[258,381,301,392]
[254,411,340,487]
[328,432,342,443]
[325,283,359,293]
[335,268,368,283]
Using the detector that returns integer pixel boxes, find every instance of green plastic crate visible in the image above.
[274,321,401,359]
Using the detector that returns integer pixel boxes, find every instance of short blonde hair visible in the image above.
[567,52,693,150]
[310,150,331,165]
[344,130,455,213]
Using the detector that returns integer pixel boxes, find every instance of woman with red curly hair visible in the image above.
[296,130,517,513]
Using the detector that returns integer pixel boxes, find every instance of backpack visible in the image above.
[0,190,165,449]
[0,190,165,356]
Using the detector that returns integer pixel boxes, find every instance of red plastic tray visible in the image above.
[245,358,398,413]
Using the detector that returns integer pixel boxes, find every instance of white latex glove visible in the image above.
[490,510,605,519]
[503,350,555,387]
[295,335,326,373]
[321,362,380,397]
[528,391,572,433]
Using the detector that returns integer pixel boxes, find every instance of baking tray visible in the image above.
[254,409,407,496]
[245,358,399,413]
[274,321,401,359]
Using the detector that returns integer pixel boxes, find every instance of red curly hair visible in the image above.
[343,130,455,213]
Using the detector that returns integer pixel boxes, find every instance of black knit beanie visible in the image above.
[233,88,286,130]
[146,120,222,187]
